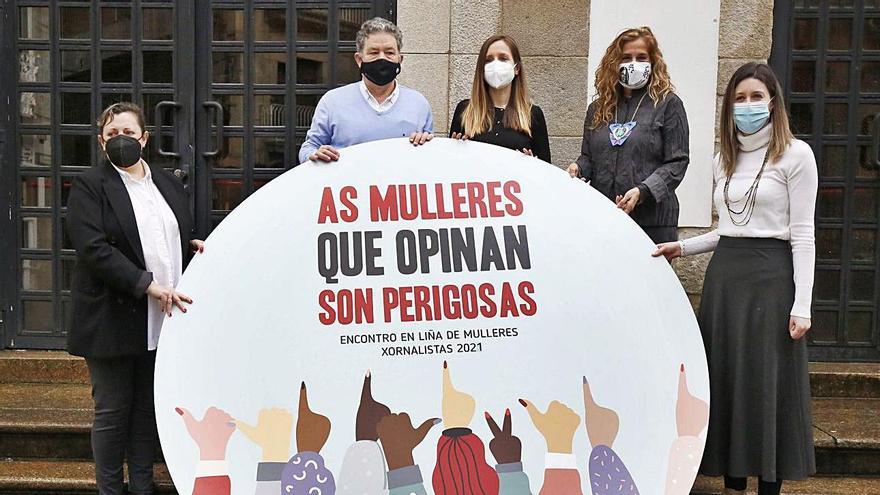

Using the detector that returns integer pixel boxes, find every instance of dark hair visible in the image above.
[719,62,794,176]
[96,102,147,133]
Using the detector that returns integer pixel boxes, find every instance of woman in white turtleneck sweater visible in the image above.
[654,63,818,495]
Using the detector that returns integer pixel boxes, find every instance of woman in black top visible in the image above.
[567,26,689,244]
[449,35,551,163]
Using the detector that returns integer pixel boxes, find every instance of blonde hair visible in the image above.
[719,62,795,176]
[591,26,674,129]
[461,35,532,137]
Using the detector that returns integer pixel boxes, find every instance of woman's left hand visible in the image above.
[190,239,205,253]
[789,316,811,340]
[520,148,534,157]
[615,186,640,214]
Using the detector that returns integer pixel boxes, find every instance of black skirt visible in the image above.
[697,237,816,482]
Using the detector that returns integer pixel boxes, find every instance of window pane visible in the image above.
[214,9,244,41]
[296,94,320,128]
[853,188,878,222]
[102,7,131,40]
[20,135,52,168]
[823,103,849,134]
[143,93,174,124]
[864,18,880,51]
[816,228,842,261]
[144,8,173,40]
[20,7,49,39]
[828,18,853,49]
[857,103,880,136]
[297,9,328,41]
[143,51,174,84]
[20,50,50,83]
[337,53,360,85]
[858,145,880,178]
[792,18,818,50]
[810,310,838,343]
[862,62,880,93]
[825,61,850,92]
[101,92,132,113]
[103,51,132,83]
[339,8,371,41]
[255,9,286,42]
[255,136,285,168]
[818,187,844,219]
[21,176,53,208]
[216,137,243,169]
[212,179,243,210]
[815,268,841,301]
[254,95,285,126]
[62,260,76,291]
[847,312,874,344]
[62,51,91,82]
[22,301,54,333]
[61,135,93,168]
[297,52,328,84]
[214,94,244,126]
[62,93,91,125]
[21,216,52,249]
[61,176,78,208]
[61,7,90,40]
[821,145,846,177]
[22,259,53,291]
[791,60,815,92]
[20,93,51,125]
[254,53,287,85]
[213,53,243,83]
[849,270,875,302]
[789,102,813,134]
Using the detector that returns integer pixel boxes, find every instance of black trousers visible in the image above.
[85,351,158,495]
[725,475,783,495]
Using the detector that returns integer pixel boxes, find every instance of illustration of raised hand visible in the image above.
[582,377,619,449]
[520,399,580,454]
[581,378,639,495]
[296,382,332,454]
[338,371,391,495]
[376,412,440,471]
[236,407,294,462]
[665,364,709,495]
[176,406,236,461]
[485,409,522,465]
[442,361,476,429]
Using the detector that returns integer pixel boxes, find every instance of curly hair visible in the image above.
[591,26,674,129]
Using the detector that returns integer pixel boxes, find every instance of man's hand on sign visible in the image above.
[376,412,440,470]
[309,145,340,162]
[485,409,522,465]
[236,407,294,462]
[566,163,581,179]
[652,242,682,262]
[520,398,581,454]
[296,382,331,453]
[409,131,433,146]
[355,371,391,442]
[176,406,236,461]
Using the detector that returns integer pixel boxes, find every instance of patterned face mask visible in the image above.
[618,61,652,90]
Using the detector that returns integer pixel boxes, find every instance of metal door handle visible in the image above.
[203,101,225,158]
[872,112,880,169]
[153,101,182,158]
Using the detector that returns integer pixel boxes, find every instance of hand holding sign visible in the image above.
[376,412,441,470]
[236,407,294,462]
[520,399,581,454]
[441,361,476,429]
[296,382,331,454]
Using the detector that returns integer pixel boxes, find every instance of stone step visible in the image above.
[690,474,880,494]
[810,363,880,399]
[0,352,87,385]
[813,398,880,476]
[0,460,175,494]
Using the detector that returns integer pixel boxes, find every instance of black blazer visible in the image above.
[66,162,194,358]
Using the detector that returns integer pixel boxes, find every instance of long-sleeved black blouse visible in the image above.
[449,99,551,163]
[575,87,690,228]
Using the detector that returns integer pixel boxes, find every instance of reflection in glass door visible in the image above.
[772,0,880,361]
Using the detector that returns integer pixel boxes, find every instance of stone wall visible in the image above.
[397,0,775,306]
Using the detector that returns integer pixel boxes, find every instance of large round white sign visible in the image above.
[155,138,710,495]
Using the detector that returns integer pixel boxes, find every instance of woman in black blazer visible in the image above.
[66,102,202,495]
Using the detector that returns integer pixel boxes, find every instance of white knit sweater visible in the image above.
[680,125,818,318]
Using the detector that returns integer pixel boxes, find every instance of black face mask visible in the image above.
[360,58,401,86]
[105,135,143,168]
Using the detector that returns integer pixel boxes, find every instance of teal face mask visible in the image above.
[733,101,771,134]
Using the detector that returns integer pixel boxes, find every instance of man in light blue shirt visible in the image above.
[298,17,434,164]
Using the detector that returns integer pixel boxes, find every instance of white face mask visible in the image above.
[484,60,516,89]
[619,61,652,90]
